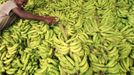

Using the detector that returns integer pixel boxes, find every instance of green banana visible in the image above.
[6,68,17,75]
[80,55,87,67]
[65,55,75,66]
[106,55,118,68]
[47,58,58,66]
[4,56,14,65]
[80,62,89,74]
[107,63,120,73]
[81,67,93,75]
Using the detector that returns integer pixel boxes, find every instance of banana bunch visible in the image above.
[1,31,15,45]
[53,26,62,35]
[20,53,30,70]
[89,53,107,73]
[34,59,47,75]
[74,16,83,29]
[53,35,69,55]
[46,58,59,75]
[56,53,89,75]
[2,44,18,67]
[120,25,134,38]
[5,67,17,75]
[67,38,82,53]
[45,29,55,41]
[50,11,66,21]
[105,46,119,73]
[118,43,132,59]
[107,63,120,74]
[0,45,6,53]
[79,54,89,74]
[55,53,76,75]
[119,57,132,73]
[64,25,75,37]
[24,0,36,11]
[37,45,53,59]
[18,50,39,75]
[74,31,89,43]
[35,58,59,75]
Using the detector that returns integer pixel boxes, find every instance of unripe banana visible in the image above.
[6,68,17,75]
[80,62,89,74]
[107,63,120,73]
[65,55,75,66]
[80,55,87,67]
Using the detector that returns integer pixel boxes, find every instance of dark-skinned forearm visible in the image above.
[12,8,46,21]
[18,11,45,21]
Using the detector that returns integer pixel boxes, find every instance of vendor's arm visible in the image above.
[12,7,57,24]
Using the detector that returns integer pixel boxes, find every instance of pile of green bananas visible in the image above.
[1,0,134,75]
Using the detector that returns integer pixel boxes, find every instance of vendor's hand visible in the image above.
[44,16,59,25]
